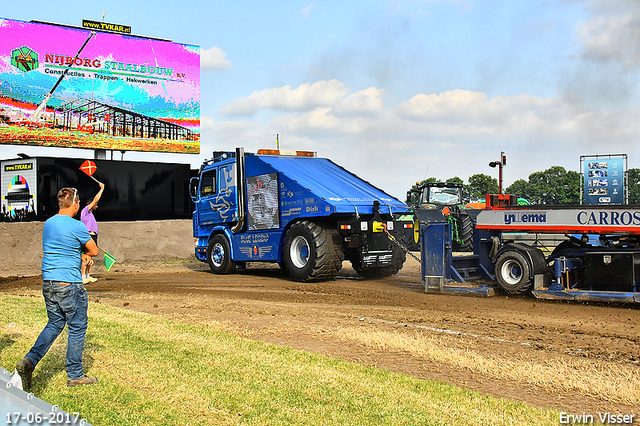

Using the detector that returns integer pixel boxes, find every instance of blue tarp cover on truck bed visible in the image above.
[256,154,408,214]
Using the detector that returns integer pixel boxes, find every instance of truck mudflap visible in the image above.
[361,251,394,267]
[351,247,406,278]
[336,202,408,277]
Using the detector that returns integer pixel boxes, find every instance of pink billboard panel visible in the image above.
[0,17,200,153]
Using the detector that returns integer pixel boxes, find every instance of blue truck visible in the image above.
[190,148,410,281]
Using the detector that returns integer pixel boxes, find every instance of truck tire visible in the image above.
[207,234,234,275]
[352,247,406,278]
[283,221,344,282]
[495,250,531,294]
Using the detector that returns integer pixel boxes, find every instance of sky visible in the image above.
[2,0,640,201]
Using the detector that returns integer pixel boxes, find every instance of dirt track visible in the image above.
[2,258,639,418]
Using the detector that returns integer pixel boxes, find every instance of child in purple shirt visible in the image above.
[80,182,105,283]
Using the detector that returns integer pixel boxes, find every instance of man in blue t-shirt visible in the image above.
[15,187,99,391]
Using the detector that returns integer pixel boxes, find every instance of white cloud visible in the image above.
[333,87,386,116]
[394,89,581,139]
[396,89,488,122]
[219,79,350,116]
[208,81,640,199]
[272,108,375,135]
[201,46,232,70]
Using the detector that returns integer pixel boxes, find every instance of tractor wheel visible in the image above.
[207,234,234,274]
[398,230,420,252]
[495,250,532,294]
[452,213,474,252]
[283,221,344,282]
[352,247,406,278]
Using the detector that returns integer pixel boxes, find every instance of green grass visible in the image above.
[0,294,559,426]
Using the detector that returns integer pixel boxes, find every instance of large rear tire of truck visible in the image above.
[207,234,234,275]
[494,250,531,294]
[283,220,344,282]
[352,247,406,278]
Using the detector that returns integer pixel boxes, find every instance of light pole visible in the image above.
[489,151,507,194]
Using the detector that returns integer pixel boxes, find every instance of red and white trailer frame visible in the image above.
[471,198,640,303]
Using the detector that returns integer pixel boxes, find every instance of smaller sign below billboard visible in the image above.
[1,158,37,220]
[581,154,627,205]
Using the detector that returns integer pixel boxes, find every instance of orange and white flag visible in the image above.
[79,160,97,177]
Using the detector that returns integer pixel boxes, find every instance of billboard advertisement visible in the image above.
[0,17,200,153]
[581,155,626,205]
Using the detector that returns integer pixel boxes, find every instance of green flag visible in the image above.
[104,251,116,271]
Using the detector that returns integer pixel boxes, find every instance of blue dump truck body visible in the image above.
[191,148,409,281]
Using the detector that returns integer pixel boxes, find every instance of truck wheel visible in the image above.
[207,234,234,274]
[283,221,344,282]
[495,251,531,294]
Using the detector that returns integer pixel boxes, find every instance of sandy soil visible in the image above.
[2,221,639,417]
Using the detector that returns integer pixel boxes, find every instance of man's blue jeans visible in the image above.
[25,281,88,380]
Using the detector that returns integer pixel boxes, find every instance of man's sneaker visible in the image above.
[86,275,98,283]
[67,375,98,388]
[82,277,90,284]
[15,357,34,392]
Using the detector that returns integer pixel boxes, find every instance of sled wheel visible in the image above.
[495,250,532,294]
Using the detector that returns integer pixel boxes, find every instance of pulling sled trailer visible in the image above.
[418,194,640,303]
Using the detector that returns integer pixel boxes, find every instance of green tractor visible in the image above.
[404,182,475,252]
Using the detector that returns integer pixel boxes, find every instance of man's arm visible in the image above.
[83,238,99,257]
[87,182,105,211]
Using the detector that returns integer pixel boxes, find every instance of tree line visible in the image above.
[408,167,640,205]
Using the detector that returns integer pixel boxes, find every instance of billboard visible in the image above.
[581,154,626,205]
[0,17,200,153]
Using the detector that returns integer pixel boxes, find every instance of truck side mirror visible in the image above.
[189,177,200,201]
